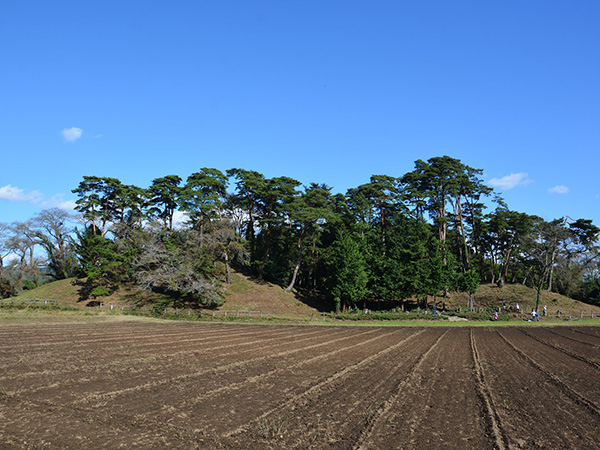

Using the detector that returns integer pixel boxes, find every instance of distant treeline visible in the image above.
[1,155,599,310]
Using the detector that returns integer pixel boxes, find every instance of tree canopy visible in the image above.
[2,156,599,310]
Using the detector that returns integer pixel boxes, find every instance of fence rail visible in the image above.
[1,298,598,322]
[1,298,57,305]
[0,299,274,318]
[98,303,275,319]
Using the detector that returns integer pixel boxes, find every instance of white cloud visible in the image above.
[4,253,18,264]
[0,185,75,212]
[548,185,570,194]
[0,185,43,203]
[172,210,189,228]
[61,127,83,143]
[42,195,77,211]
[488,173,533,190]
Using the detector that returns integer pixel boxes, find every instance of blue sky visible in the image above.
[1,1,599,226]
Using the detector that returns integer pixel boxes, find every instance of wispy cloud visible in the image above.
[172,210,189,228]
[61,127,83,143]
[0,185,43,203]
[42,195,77,211]
[548,185,570,194]
[488,173,533,190]
[0,184,75,211]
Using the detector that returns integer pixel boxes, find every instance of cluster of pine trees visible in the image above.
[1,156,599,310]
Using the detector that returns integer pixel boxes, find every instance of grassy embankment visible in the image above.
[3,269,600,325]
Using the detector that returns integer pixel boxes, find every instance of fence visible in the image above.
[1,298,598,322]
[1,298,57,305]
[450,303,600,318]
[98,303,275,319]
[556,310,599,320]
[0,298,287,320]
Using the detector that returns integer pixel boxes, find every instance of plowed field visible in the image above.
[1,322,599,449]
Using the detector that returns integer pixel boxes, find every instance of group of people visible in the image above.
[493,302,548,321]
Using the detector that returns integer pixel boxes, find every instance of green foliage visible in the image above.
[0,276,14,299]
[6,157,600,318]
[326,230,368,309]
[456,269,480,295]
[147,175,182,231]
[90,286,110,298]
[21,280,37,291]
[74,227,130,283]
[180,168,228,230]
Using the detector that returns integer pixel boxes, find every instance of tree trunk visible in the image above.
[455,196,470,268]
[285,228,305,293]
[224,250,231,284]
[547,248,557,291]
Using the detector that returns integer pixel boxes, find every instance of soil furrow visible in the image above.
[572,327,600,340]
[354,328,494,450]
[224,328,428,439]
[0,393,200,449]
[87,328,411,434]
[0,324,272,357]
[470,328,509,450]
[498,330,600,416]
[223,328,443,449]
[546,328,599,347]
[518,328,600,370]
[2,331,330,401]
[11,327,353,403]
[72,327,377,406]
[474,328,600,448]
[0,326,326,388]
[352,329,448,450]
[4,322,600,449]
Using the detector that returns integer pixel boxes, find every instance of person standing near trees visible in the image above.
[516,302,520,314]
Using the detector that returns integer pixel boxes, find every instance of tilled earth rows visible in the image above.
[1,322,599,449]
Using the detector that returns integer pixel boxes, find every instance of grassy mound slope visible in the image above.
[11,272,600,319]
[12,270,320,318]
[444,283,600,316]
[222,271,320,317]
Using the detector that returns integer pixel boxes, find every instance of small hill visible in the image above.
[12,270,321,318]
[221,271,321,317]
[11,272,600,319]
[14,278,168,308]
[443,283,600,316]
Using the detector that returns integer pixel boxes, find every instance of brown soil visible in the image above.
[1,322,600,449]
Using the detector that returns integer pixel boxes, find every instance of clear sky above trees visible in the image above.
[1,1,599,225]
